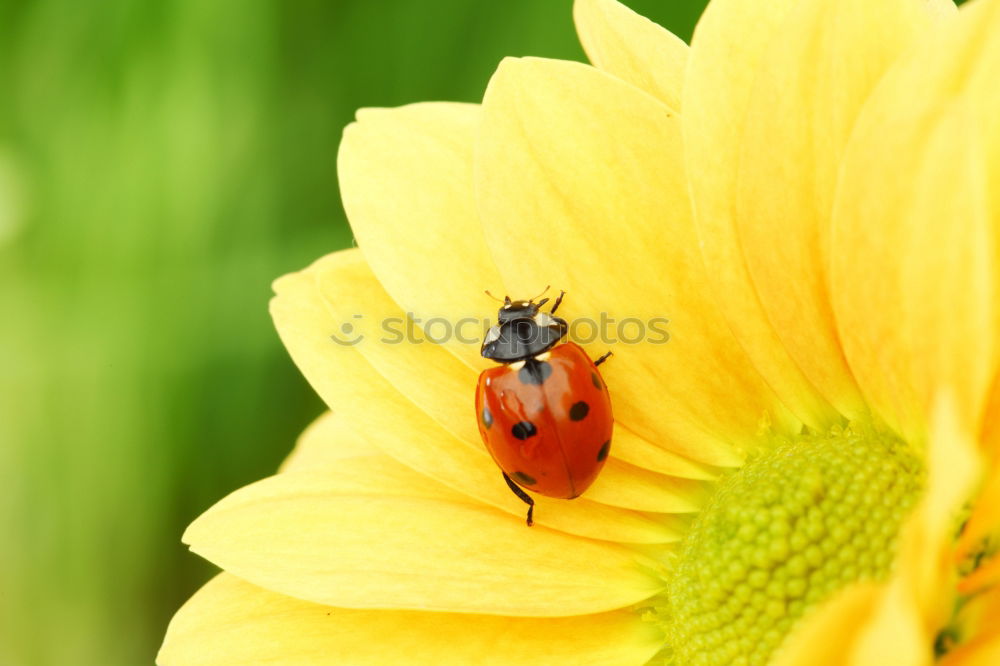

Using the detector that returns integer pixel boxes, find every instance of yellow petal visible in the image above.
[942,587,1000,666]
[158,574,662,666]
[848,579,932,666]
[893,392,980,630]
[270,251,684,543]
[834,0,1000,440]
[851,392,980,665]
[313,251,482,447]
[572,0,687,109]
[735,0,950,417]
[772,583,880,666]
[940,636,1000,666]
[833,93,998,441]
[279,411,377,473]
[477,56,799,467]
[959,556,1000,599]
[612,425,717,480]
[337,102,501,368]
[955,452,1000,593]
[586,458,704,512]
[779,580,930,666]
[683,0,838,430]
[980,374,1000,458]
[183,466,665,616]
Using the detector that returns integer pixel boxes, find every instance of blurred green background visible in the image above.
[0,1,706,664]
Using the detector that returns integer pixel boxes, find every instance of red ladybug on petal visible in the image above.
[475,290,613,526]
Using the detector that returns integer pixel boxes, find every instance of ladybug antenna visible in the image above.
[529,285,551,303]
[484,290,506,303]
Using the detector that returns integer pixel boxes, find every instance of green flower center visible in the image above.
[656,423,924,666]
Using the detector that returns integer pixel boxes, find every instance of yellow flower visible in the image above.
[158,0,1000,664]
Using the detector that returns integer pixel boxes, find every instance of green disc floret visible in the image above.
[655,423,924,666]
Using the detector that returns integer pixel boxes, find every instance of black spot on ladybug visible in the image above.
[597,440,611,462]
[591,372,602,390]
[481,407,493,429]
[511,421,537,440]
[518,359,553,385]
[569,401,589,421]
[512,471,537,486]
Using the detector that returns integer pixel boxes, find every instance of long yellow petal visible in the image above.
[898,393,980,630]
[613,424,717,480]
[572,0,687,109]
[959,556,1000,599]
[586,458,705,512]
[734,0,948,417]
[848,581,931,666]
[338,102,501,369]
[270,251,685,543]
[957,443,1000,595]
[158,574,662,666]
[979,375,1000,458]
[477,56,798,467]
[772,583,880,666]
[777,580,930,666]
[683,0,838,430]
[833,92,998,440]
[940,636,1000,666]
[942,587,1000,665]
[833,0,1000,440]
[279,411,377,473]
[313,251,481,446]
[849,392,980,665]
[183,466,665,616]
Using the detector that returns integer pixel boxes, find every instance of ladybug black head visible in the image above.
[482,301,566,363]
[496,298,546,325]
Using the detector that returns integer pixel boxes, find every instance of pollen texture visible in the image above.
[658,423,924,666]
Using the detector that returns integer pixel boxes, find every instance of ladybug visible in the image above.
[475,289,613,526]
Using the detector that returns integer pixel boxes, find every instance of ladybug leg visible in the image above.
[595,351,613,366]
[502,471,535,527]
[550,290,566,315]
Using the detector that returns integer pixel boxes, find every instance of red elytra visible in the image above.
[475,292,613,526]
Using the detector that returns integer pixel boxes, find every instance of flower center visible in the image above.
[656,423,924,666]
